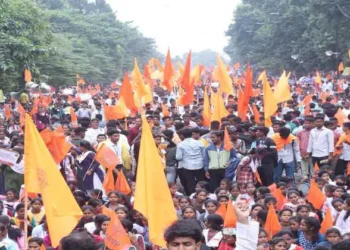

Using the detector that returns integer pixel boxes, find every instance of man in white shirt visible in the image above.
[84,118,105,147]
[342,101,350,118]
[104,129,130,172]
[307,115,334,168]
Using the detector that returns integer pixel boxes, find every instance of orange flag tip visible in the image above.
[224,127,232,151]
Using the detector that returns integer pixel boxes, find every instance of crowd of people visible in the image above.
[0,70,350,250]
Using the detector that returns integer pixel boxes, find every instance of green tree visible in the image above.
[225,0,350,75]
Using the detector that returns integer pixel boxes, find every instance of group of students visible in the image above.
[0,70,349,250]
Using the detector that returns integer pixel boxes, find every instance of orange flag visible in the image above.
[255,171,262,185]
[24,114,82,247]
[133,58,148,98]
[95,144,119,169]
[180,51,194,106]
[315,71,322,85]
[314,162,320,173]
[202,87,211,127]
[105,209,131,250]
[39,128,72,164]
[307,179,326,209]
[211,90,229,122]
[161,104,170,117]
[163,48,174,92]
[274,71,292,103]
[4,104,11,119]
[224,127,232,151]
[215,203,227,219]
[233,62,240,70]
[134,116,177,247]
[224,200,237,228]
[338,62,345,73]
[261,71,278,127]
[103,168,115,194]
[240,64,253,121]
[40,244,46,250]
[272,188,285,210]
[115,171,131,195]
[347,162,350,175]
[264,204,281,239]
[70,107,78,128]
[143,64,153,87]
[252,104,260,123]
[320,208,333,234]
[217,55,234,94]
[119,72,137,113]
[24,69,32,82]
[335,108,346,126]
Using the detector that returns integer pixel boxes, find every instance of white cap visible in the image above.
[211,82,219,88]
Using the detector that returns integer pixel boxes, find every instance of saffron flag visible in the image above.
[224,127,232,151]
[240,64,253,121]
[179,51,194,106]
[224,199,237,228]
[163,48,174,92]
[115,171,131,195]
[24,114,82,247]
[95,144,119,169]
[70,107,78,128]
[161,104,170,117]
[39,128,72,164]
[264,204,281,239]
[211,90,229,122]
[334,108,346,126]
[307,179,326,210]
[133,58,148,98]
[119,72,137,113]
[24,69,32,82]
[274,71,292,103]
[320,208,333,234]
[103,168,115,194]
[4,104,11,119]
[215,203,227,219]
[252,104,260,123]
[315,71,322,85]
[217,55,234,94]
[261,71,278,127]
[105,208,131,250]
[134,116,177,247]
[338,62,345,73]
[202,87,211,127]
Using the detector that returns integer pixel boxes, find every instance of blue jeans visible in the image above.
[274,160,296,182]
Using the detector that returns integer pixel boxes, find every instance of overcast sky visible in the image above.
[106,0,241,56]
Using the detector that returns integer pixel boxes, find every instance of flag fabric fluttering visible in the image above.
[104,207,132,250]
[215,203,227,219]
[338,62,345,73]
[163,48,174,92]
[202,87,211,127]
[119,72,138,113]
[224,127,232,151]
[320,208,333,234]
[24,114,82,247]
[134,116,177,247]
[95,143,119,169]
[24,69,32,82]
[223,199,236,228]
[264,204,281,239]
[217,55,234,95]
[261,71,278,127]
[307,179,326,210]
[133,58,148,98]
[114,170,131,195]
[274,71,292,103]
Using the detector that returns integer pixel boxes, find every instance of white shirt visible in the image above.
[342,108,350,118]
[307,126,334,157]
[236,220,259,250]
[31,224,47,239]
[335,210,350,235]
[85,127,105,146]
[278,139,301,163]
[340,140,350,161]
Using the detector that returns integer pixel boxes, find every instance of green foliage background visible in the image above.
[225,0,350,75]
[0,0,160,91]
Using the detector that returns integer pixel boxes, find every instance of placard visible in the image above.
[0,148,20,166]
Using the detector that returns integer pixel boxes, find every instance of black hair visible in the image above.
[79,140,95,152]
[344,198,350,221]
[206,214,223,231]
[279,126,291,139]
[121,218,134,233]
[15,203,24,211]
[107,129,120,137]
[87,198,103,208]
[204,199,218,208]
[269,237,286,248]
[29,237,44,246]
[210,121,220,130]
[274,229,294,238]
[325,228,341,236]
[331,239,350,250]
[302,217,321,235]
[164,219,202,244]
[60,231,96,250]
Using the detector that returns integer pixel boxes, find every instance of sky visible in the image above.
[106,0,241,56]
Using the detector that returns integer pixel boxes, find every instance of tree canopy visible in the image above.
[225,0,350,75]
[0,0,159,91]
